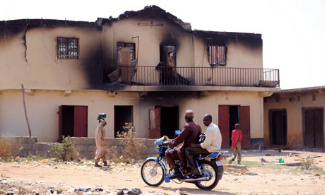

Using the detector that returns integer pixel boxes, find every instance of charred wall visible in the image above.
[194,30,262,49]
[0,19,106,90]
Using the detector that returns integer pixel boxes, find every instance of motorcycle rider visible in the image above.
[165,110,202,179]
[185,114,222,175]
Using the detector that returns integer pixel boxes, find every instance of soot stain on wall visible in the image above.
[1,6,264,91]
[82,43,103,89]
[194,30,262,49]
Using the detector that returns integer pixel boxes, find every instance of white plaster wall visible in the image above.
[264,93,325,148]
[103,17,194,68]
[0,26,102,90]
[0,90,263,142]
[193,36,263,69]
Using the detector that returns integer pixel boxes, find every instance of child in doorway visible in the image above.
[229,123,242,164]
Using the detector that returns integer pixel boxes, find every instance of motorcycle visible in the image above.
[140,134,224,190]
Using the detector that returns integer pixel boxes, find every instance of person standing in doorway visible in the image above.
[94,113,109,167]
[229,123,242,164]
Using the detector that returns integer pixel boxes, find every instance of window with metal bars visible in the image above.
[208,45,227,66]
[116,42,135,64]
[57,37,79,59]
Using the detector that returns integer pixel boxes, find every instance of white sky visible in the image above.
[1,0,324,89]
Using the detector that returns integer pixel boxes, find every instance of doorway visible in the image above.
[269,109,287,145]
[218,105,250,148]
[160,45,176,67]
[58,105,88,141]
[303,107,324,148]
[148,106,179,139]
[114,106,133,137]
[160,107,179,139]
[229,106,239,147]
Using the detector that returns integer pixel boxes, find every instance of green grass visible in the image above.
[223,157,325,176]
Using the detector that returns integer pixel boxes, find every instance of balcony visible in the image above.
[107,65,280,88]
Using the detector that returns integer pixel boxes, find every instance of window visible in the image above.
[208,45,226,66]
[116,42,135,65]
[160,45,176,67]
[57,37,79,59]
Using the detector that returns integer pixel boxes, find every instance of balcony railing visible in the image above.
[107,65,280,88]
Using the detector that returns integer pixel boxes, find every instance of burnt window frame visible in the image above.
[208,45,227,66]
[116,42,136,64]
[160,45,176,67]
[57,37,79,59]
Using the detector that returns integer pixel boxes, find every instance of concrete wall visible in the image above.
[0,136,157,159]
[0,26,102,90]
[0,89,265,143]
[264,91,325,148]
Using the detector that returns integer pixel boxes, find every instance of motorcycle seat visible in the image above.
[196,152,222,160]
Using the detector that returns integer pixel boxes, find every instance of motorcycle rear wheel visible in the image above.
[195,160,220,190]
[141,159,165,186]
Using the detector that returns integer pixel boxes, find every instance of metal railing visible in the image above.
[107,65,280,88]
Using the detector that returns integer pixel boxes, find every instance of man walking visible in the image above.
[229,123,242,164]
[94,113,109,167]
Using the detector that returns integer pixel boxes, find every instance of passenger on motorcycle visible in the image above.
[165,110,202,179]
[185,114,222,175]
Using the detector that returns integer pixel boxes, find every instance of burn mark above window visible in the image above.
[208,45,227,66]
[57,37,79,59]
[160,45,176,67]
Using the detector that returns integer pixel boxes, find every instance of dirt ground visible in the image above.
[1,149,325,195]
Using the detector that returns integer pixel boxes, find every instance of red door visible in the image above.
[239,106,251,148]
[219,105,251,149]
[74,106,88,137]
[58,106,63,142]
[149,108,161,138]
[218,105,229,148]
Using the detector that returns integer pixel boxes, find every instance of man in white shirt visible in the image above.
[185,114,222,174]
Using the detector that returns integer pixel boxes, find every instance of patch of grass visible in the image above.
[0,156,14,162]
[240,160,260,167]
[289,157,325,175]
[223,158,287,174]
[0,139,11,158]
[300,157,314,170]
[49,136,79,161]
[26,152,44,161]
[108,145,123,163]
[109,122,147,164]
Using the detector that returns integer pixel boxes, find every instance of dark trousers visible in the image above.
[165,147,187,168]
[185,147,210,170]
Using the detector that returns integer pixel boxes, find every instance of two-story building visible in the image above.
[0,6,279,148]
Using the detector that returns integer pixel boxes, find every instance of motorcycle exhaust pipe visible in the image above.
[183,176,210,182]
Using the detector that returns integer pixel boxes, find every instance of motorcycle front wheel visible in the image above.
[195,160,220,190]
[141,159,165,187]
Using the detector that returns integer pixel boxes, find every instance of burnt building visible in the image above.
[0,6,279,148]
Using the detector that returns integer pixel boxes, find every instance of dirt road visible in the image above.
[1,149,325,194]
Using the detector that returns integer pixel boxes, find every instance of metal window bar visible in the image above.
[57,37,78,59]
[108,65,279,87]
[209,45,226,66]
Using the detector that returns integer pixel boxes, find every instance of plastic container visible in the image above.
[164,173,170,183]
